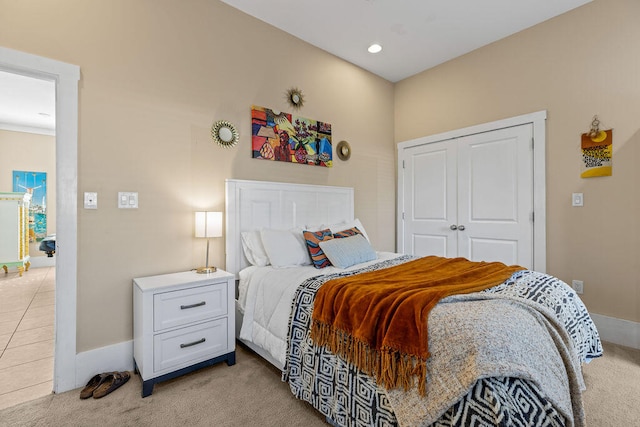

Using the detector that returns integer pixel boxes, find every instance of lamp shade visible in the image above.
[195,211,223,238]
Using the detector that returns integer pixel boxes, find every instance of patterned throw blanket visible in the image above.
[310,256,524,394]
[285,256,602,427]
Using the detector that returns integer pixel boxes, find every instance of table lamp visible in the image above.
[195,211,222,274]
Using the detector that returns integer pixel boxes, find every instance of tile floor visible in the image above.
[0,266,54,410]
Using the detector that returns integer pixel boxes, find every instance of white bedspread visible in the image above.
[237,252,401,368]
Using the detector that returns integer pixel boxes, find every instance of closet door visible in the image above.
[401,140,457,258]
[456,125,533,266]
[399,123,534,268]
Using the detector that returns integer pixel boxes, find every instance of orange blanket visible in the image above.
[310,256,524,394]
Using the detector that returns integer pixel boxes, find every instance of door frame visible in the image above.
[0,46,80,393]
[397,110,547,272]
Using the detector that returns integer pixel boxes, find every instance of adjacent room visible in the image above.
[0,77,57,410]
[0,0,638,425]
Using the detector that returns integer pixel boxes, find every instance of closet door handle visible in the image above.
[457,225,466,231]
[450,224,458,230]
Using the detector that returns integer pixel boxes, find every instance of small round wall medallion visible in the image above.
[211,120,239,148]
[336,140,351,161]
[286,87,305,109]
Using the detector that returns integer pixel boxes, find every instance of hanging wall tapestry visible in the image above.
[581,129,612,178]
[13,170,47,242]
[251,105,332,167]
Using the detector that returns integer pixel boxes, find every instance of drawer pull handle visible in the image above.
[180,301,206,310]
[180,338,206,348]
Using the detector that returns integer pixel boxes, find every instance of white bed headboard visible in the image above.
[225,179,354,276]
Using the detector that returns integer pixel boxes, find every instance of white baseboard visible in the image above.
[74,340,134,390]
[590,312,640,350]
[29,255,56,268]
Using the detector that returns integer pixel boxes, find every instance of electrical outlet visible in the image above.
[572,280,584,294]
[84,192,98,209]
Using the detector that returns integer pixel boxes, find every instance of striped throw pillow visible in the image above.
[303,229,334,269]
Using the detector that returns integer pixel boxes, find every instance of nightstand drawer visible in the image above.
[153,282,227,331]
[153,318,228,373]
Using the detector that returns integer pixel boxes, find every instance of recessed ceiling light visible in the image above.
[368,43,382,54]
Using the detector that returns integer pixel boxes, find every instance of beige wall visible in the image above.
[395,0,639,322]
[2,0,636,355]
[0,0,395,351]
[0,129,56,257]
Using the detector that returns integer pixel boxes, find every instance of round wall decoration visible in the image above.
[286,87,305,109]
[336,140,351,161]
[211,120,239,148]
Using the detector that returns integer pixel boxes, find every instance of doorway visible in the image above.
[397,111,547,272]
[0,70,57,410]
[0,46,80,395]
[400,124,534,267]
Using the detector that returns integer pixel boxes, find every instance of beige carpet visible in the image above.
[581,342,640,426]
[0,341,637,427]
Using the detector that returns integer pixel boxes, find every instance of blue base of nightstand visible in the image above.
[135,351,236,397]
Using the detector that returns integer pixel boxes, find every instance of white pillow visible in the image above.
[318,234,377,269]
[241,231,270,266]
[260,229,312,268]
[326,218,370,242]
[304,223,326,232]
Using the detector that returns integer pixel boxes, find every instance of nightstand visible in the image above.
[133,269,235,397]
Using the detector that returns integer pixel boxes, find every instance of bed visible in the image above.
[225,179,602,427]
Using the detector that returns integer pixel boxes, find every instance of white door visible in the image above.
[400,123,534,268]
[402,140,458,258]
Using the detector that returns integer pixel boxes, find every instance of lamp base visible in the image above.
[196,266,217,274]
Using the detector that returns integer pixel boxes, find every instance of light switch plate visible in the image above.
[118,192,138,209]
[572,193,583,207]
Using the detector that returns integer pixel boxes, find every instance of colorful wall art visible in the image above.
[13,170,47,242]
[251,105,332,167]
[581,129,612,178]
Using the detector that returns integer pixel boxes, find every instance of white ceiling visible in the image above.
[221,0,592,82]
[1,0,592,133]
[0,71,55,135]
